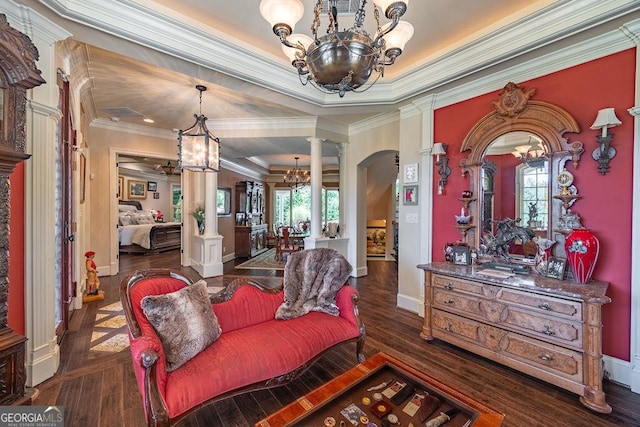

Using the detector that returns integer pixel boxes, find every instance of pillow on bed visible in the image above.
[119,213,134,226]
[119,204,137,212]
[132,212,155,224]
[140,280,221,371]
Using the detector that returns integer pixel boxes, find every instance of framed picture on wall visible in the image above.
[153,192,160,199]
[118,176,124,200]
[403,163,418,183]
[403,185,418,205]
[128,180,147,199]
[147,181,157,191]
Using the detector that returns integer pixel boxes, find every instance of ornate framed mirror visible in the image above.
[460,82,584,259]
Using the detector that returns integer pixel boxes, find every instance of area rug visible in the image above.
[235,248,286,270]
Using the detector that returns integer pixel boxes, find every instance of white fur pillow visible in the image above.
[140,280,221,371]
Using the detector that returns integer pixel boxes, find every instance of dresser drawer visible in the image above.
[432,310,582,382]
[499,331,583,381]
[497,288,582,321]
[502,307,582,348]
[433,274,499,299]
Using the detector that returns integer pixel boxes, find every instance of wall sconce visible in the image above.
[590,107,621,175]
[432,143,450,195]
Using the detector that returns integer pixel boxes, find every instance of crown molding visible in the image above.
[1,0,71,44]
[433,22,637,110]
[90,117,176,139]
[35,0,640,108]
[349,111,400,135]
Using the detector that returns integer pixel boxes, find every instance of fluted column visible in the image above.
[338,143,347,235]
[204,172,217,234]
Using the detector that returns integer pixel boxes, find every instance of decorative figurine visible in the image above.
[83,251,104,302]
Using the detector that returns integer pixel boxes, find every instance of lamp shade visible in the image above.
[259,0,304,30]
[373,0,409,16]
[381,20,414,52]
[432,143,446,156]
[590,107,622,130]
[281,33,313,62]
[178,115,220,172]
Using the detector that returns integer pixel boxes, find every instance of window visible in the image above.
[274,187,339,229]
[217,187,231,216]
[172,184,182,222]
[517,162,548,229]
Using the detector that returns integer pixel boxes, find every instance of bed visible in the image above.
[118,201,181,254]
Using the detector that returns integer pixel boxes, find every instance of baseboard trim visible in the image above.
[603,355,638,393]
[397,293,424,317]
[222,252,235,263]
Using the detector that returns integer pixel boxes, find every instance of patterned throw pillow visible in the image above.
[140,280,221,371]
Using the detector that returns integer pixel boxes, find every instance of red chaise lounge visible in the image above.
[121,250,365,427]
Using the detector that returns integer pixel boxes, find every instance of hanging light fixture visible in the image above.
[260,0,414,97]
[512,136,547,168]
[178,85,220,172]
[284,156,311,190]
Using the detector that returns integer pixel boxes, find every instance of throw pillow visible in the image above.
[140,280,221,371]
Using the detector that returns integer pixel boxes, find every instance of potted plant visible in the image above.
[192,206,205,234]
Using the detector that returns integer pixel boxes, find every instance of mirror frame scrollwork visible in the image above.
[459,82,583,251]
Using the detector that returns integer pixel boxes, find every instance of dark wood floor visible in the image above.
[35,250,640,426]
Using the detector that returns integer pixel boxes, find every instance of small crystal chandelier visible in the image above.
[512,137,547,169]
[260,0,413,97]
[284,157,311,190]
[178,85,220,172]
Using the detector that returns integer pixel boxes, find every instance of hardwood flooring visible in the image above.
[35,250,640,426]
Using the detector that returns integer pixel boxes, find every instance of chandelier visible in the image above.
[178,85,220,172]
[160,161,177,175]
[512,137,547,168]
[284,157,311,190]
[260,0,413,97]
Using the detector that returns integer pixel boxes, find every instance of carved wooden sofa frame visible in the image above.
[120,269,366,426]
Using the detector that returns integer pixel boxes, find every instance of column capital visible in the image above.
[628,106,640,117]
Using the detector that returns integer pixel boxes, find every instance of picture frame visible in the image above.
[153,192,160,199]
[403,185,418,205]
[127,180,147,199]
[147,181,157,192]
[217,186,232,216]
[452,245,471,265]
[403,163,419,183]
[118,176,124,200]
[545,256,567,279]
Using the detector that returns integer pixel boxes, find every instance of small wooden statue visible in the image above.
[83,251,104,302]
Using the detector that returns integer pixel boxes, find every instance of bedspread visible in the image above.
[119,222,179,249]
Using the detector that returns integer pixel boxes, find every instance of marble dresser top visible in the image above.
[418,262,610,304]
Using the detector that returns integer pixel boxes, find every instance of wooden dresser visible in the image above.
[418,262,611,413]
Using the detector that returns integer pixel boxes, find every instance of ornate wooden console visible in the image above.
[418,262,611,413]
[0,14,46,404]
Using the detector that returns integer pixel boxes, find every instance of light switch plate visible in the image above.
[406,213,418,223]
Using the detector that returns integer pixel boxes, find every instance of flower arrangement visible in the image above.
[191,206,205,222]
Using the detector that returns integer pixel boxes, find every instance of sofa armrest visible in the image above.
[335,285,366,362]
[129,334,170,427]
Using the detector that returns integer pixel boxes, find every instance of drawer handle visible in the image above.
[542,325,556,336]
[540,354,554,362]
[443,299,455,305]
[445,282,453,290]
[538,302,551,310]
[444,323,452,332]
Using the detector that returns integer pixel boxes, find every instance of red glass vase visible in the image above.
[564,229,599,284]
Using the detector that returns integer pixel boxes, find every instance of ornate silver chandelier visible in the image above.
[260,0,413,97]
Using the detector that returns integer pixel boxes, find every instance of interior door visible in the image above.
[56,70,75,343]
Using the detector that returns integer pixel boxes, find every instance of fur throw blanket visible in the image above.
[275,248,353,320]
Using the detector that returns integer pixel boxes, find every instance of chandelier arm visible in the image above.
[372,12,400,46]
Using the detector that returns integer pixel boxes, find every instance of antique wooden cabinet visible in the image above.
[418,262,611,413]
[235,181,268,257]
[0,14,46,404]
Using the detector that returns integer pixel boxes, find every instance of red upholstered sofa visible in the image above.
[120,269,366,427]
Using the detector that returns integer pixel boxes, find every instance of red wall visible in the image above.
[433,49,636,361]
[8,162,25,335]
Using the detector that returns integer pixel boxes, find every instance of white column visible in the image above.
[190,171,223,278]
[622,20,640,394]
[338,143,347,235]
[309,137,323,238]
